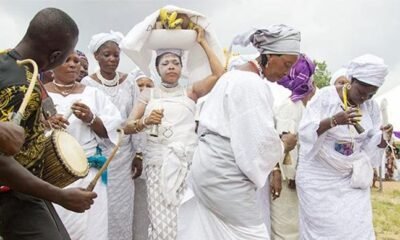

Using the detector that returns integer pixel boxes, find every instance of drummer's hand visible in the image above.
[0,122,25,155]
[194,26,206,44]
[131,153,143,179]
[145,109,164,126]
[48,114,69,129]
[71,102,94,124]
[270,170,282,200]
[58,188,97,213]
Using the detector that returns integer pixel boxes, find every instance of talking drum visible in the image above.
[42,130,89,188]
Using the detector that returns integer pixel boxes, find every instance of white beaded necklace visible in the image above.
[96,70,120,87]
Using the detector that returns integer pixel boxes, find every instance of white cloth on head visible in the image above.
[231,24,301,55]
[330,67,348,85]
[88,30,124,54]
[346,54,388,87]
[156,48,183,57]
[120,5,224,85]
[130,68,152,82]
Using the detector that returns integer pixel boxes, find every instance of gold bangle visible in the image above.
[273,166,281,172]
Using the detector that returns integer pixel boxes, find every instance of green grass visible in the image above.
[372,184,400,240]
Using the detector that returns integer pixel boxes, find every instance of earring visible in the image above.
[346,84,351,90]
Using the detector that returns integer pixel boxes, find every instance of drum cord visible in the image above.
[86,128,124,191]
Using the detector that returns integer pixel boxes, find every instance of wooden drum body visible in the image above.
[42,130,89,188]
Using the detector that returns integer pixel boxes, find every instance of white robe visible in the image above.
[178,70,284,240]
[296,86,383,240]
[81,75,141,240]
[270,99,304,240]
[51,86,122,240]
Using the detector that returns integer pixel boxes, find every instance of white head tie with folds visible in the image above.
[88,30,124,54]
[347,54,388,87]
[231,24,301,55]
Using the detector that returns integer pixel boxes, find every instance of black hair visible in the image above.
[25,8,79,50]
[155,52,183,68]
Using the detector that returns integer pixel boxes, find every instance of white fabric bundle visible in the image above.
[347,54,388,87]
[120,5,224,84]
[88,30,124,54]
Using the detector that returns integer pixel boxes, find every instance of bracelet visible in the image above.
[330,116,338,128]
[88,113,96,126]
[141,117,148,128]
[273,166,281,172]
[135,153,143,161]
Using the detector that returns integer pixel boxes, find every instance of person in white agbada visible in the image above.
[45,51,122,240]
[296,54,393,239]
[269,54,316,240]
[123,26,224,240]
[81,31,142,240]
[177,24,300,240]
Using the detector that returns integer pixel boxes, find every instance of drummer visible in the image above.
[0,8,97,240]
[45,50,122,240]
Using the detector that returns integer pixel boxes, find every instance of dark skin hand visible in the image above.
[131,153,143,179]
[270,170,282,200]
[0,155,97,212]
[0,122,25,156]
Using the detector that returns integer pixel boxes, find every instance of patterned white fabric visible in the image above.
[143,84,198,240]
[51,86,122,240]
[88,31,124,54]
[296,86,384,239]
[81,75,141,240]
[270,98,305,240]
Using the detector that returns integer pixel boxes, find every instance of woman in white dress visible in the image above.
[296,54,393,239]
[81,31,142,240]
[45,51,122,240]
[123,26,224,240]
[269,54,316,240]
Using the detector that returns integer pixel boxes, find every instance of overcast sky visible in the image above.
[1,0,399,96]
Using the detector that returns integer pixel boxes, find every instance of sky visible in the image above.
[0,0,399,96]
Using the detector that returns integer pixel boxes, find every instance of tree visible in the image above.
[313,60,331,88]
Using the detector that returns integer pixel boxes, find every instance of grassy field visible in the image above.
[372,181,400,240]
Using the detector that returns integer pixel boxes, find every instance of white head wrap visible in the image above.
[130,68,152,82]
[156,48,184,57]
[88,30,124,54]
[330,67,348,85]
[347,54,388,87]
[231,24,301,55]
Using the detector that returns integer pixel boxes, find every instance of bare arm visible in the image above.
[0,155,96,212]
[189,27,225,101]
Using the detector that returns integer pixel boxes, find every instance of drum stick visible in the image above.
[10,59,39,125]
[86,129,124,191]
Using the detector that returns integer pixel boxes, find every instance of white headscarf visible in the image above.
[130,68,151,82]
[231,24,301,55]
[347,54,388,87]
[330,67,348,85]
[88,30,124,54]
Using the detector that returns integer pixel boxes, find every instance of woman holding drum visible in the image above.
[45,51,122,240]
